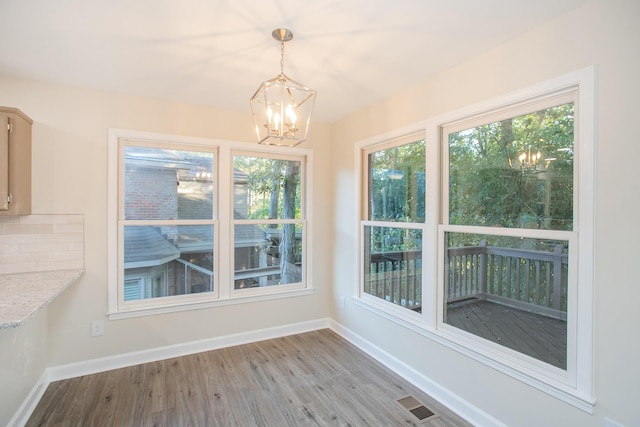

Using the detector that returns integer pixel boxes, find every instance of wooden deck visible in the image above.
[446,299,567,369]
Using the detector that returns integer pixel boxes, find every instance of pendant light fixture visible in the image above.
[250,28,316,147]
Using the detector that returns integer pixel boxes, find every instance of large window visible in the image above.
[357,68,595,411]
[442,95,575,370]
[360,133,426,314]
[108,131,312,317]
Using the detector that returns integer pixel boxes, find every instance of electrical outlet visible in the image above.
[91,320,104,337]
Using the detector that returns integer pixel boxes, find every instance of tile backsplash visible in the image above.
[0,215,84,274]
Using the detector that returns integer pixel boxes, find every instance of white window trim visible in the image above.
[354,67,595,412]
[107,128,314,320]
[357,131,428,325]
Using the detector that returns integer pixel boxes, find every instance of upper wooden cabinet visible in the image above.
[0,107,32,216]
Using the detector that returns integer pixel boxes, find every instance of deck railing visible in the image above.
[365,250,422,310]
[365,240,568,319]
[447,240,568,319]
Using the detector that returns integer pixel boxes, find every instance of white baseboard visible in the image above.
[329,319,506,427]
[12,317,498,427]
[7,371,49,427]
[11,318,330,426]
[47,318,330,382]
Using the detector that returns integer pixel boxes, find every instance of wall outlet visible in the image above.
[91,320,104,337]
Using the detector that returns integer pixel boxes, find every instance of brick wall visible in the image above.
[124,166,178,220]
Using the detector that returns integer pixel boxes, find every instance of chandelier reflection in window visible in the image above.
[518,146,556,173]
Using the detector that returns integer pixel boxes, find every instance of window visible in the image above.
[108,130,312,318]
[232,152,307,293]
[360,133,426,315]
[110,139,217,313]
[442,95,575,369]
[434,81,598,404]
[356,68,595,410]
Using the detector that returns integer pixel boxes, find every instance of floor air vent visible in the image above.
[397,395,436,422]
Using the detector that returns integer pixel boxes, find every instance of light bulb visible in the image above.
[274,112,280,131]
[285,104,296,127]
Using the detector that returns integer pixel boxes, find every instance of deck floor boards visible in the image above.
[446,299,567,369]
[27,329,472,427]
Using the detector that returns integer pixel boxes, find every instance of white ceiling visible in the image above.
[0,0,590,123]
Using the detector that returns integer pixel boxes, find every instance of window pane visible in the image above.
[363,226,422,311]
[234,223,303,289]
[444,232,568,369]
[124,146,214,220]
[233,155,301,220]
[448,103,574,230]
[368,140,425,222]
[123,225,214,300]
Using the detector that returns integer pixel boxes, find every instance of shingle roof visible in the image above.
[124,226,180,268]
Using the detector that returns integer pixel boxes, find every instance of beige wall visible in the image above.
[331,0,639,425]
[0,77,333,371]
[2,0,639,425]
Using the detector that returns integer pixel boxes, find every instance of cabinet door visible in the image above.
[0,115,8,211]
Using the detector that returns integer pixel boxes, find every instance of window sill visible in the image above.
[352,296,596,413]
[108,287,314,320]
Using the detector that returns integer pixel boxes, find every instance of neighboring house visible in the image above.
[123,147,289,300]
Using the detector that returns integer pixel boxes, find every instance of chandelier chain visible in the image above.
[280,42,285,75]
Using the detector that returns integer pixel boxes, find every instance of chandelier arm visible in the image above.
[295,92,317,107]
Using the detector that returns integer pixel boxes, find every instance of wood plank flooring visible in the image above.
[27,329,472,427]
[446,299,567,369]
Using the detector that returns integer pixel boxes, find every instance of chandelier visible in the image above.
[250,28,317,147]
[518,147,542,172]
[518,146,558,173]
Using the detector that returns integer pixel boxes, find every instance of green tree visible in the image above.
[280,161,298,283]
[369,140,425,222]
[448,102,574,241]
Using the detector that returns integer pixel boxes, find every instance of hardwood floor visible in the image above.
[27,329,472,426]
[446,298,567,369]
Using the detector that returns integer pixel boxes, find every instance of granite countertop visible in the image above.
[0,269,84,328]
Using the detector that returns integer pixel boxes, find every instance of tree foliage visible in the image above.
[233,156,301,220]
[369,140,425,222]
[449,102,574,235]
[367,139,425,253]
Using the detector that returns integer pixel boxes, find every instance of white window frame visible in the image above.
[357,132,427,324]
[108,129,313,320]
[355,67,595,411]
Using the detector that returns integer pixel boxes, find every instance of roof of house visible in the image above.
[124,226,180,268]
